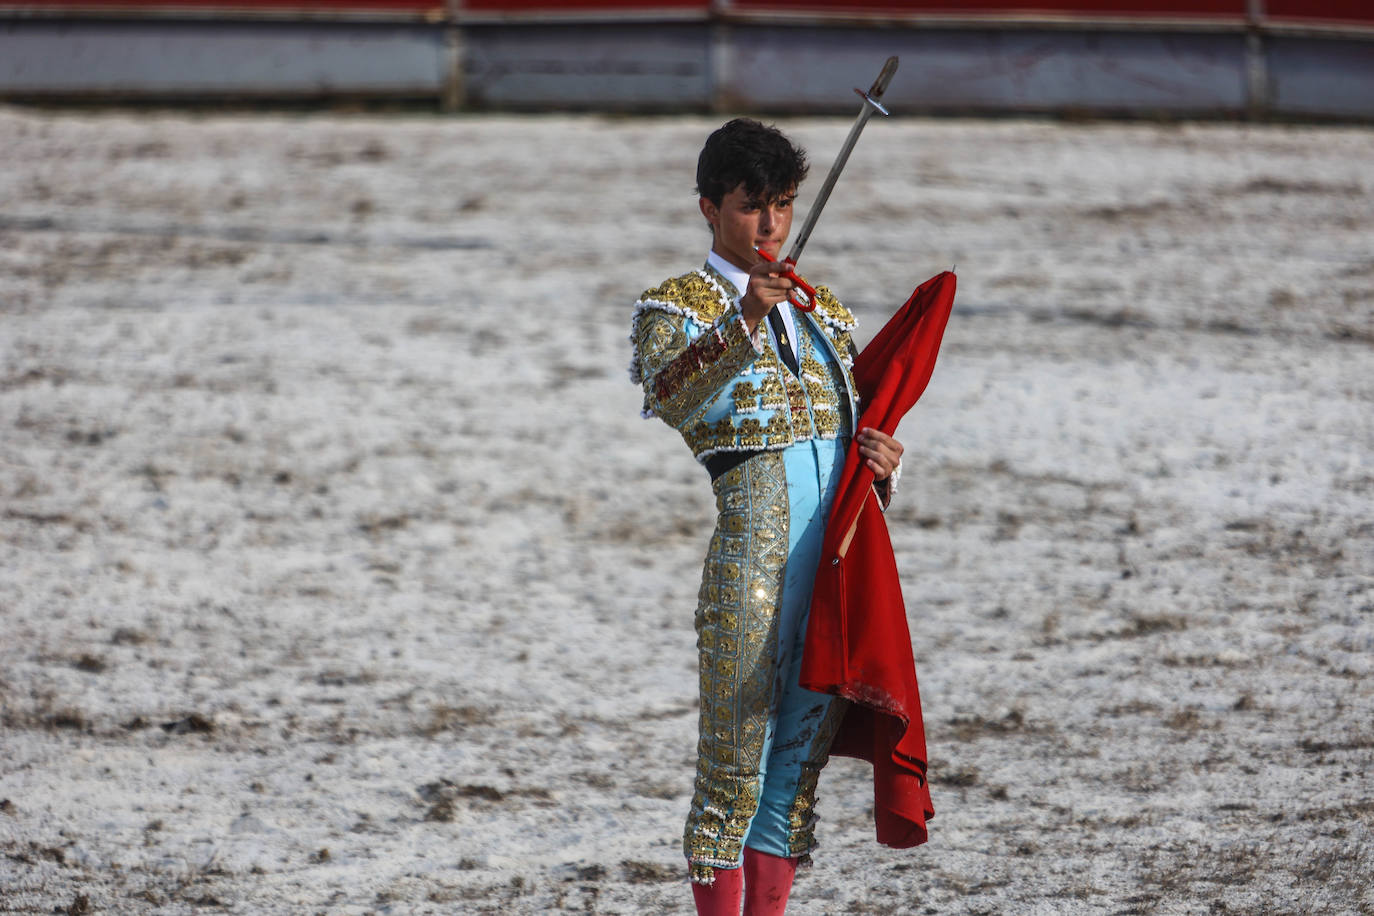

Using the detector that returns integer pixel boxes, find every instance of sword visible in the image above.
[756,55,899,312]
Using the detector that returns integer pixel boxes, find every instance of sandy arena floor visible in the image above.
[1,106,1371,914]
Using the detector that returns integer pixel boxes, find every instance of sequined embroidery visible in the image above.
[732,381,759,414]
[783,698,849,858]
[685,451,790,874]
[758,373,786,411]
[630,266,859,464]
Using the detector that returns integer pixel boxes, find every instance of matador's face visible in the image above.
[699,184,796,273]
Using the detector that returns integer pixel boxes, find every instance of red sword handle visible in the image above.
[754,247,819,312]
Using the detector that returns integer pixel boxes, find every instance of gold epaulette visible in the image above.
[629,269,736,387]
[810,285,857,334]
[636,270,732,328]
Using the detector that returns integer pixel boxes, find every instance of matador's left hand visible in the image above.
[857,427,903,481]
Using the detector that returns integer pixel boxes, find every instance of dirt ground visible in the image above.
[1,106,1371,914]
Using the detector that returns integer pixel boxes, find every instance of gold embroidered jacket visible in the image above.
[629,265,860,462]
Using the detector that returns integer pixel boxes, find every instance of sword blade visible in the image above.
[785,55,898,266]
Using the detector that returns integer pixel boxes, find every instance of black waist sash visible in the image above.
[704,449,762,481]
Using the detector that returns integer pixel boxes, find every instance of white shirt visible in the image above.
[706,250,798,356]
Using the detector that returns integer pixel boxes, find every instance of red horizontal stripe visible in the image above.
[3,0,1370,24]
[732,0,1244,14]
[3,0,441,8]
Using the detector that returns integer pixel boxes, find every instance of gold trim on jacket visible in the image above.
[630,264,860,463]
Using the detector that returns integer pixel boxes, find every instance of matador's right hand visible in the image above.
[739,259,795,333]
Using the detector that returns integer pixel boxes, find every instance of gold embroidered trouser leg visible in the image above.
[685,451,789,883]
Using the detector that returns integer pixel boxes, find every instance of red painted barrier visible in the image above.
[1,0,442,10]
[2,0,1370,28]
[462,0,706,9]
[1266,0,1374,26]
[729,0,1245,16]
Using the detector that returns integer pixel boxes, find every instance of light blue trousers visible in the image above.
[742,437,847,857]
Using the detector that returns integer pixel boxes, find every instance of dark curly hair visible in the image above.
[695,118,809,207]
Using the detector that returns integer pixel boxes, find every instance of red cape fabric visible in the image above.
[801,271,957,849]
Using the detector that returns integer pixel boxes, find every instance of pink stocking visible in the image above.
[692,865,743,916]
[743,848,799,915]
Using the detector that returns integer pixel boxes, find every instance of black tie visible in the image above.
[767,308,799,376]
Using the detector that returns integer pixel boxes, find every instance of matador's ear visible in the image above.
[699,197,719,231]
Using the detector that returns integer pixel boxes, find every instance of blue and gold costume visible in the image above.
[630,254,872,884]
